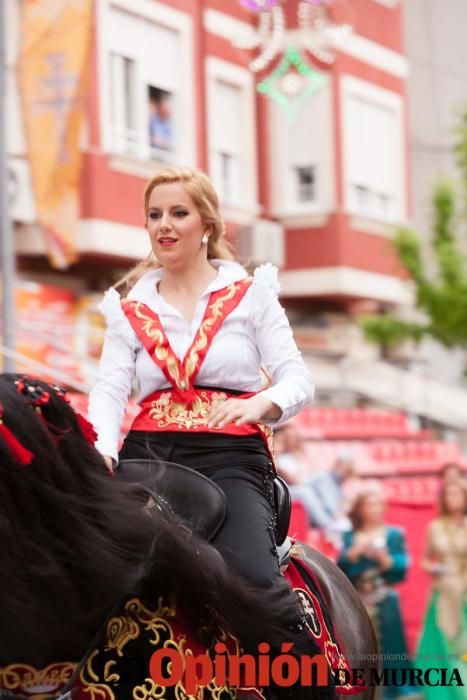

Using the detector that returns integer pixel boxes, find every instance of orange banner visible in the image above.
[16,0,93,269]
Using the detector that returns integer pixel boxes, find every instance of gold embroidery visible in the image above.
[148,391,228,430]
[84,597,237,700]
[80,677,115,700]
[83,650,101,683]
[0,662,75,694]
[103,661,119,684]
[323,641,352,689]
[106,612,140,657]
[184,280,250,380]
[2,597,243,699]
[132,303,184,389]
[125,598,174,648]
[133,677,167,699]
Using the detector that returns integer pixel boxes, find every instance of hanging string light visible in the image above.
[233,5,285,74]
[240,0,280,9]
[233,0,352,118]
[298,1,352,64]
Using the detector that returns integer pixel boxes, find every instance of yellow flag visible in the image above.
[17,0,93,269]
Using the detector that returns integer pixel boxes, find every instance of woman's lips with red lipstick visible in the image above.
[158,237,178,246]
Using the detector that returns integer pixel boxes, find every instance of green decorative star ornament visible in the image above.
[256,47,327,121]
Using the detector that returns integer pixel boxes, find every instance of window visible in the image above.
[110,53,138,156]
[206,59,257,212]
[148,85,175,159]
[216,152,239,202]
[210,79,242,203]
[295,165,316,203]
[100,1,195,166]
[347,94,396,218]
[342,76,405,222]
[268,79,335,217]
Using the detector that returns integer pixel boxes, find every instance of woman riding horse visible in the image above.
[0,374,311,699]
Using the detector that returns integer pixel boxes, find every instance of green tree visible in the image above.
[360,115,467,352]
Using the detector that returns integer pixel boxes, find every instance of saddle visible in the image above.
[116,459,291,546]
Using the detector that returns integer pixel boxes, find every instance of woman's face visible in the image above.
[443,484,467,514]
[146,182,207,269]
[443,465,462,483]
[359,494,385,526]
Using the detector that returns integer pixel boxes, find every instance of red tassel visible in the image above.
[0,420,34,466]
[76,413,98,446]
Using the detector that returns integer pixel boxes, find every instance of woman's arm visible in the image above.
[88,289,138,464]
[208,266,314,428]
[337,532,373,579]
[420,521,443,575]
[252,269,314,425]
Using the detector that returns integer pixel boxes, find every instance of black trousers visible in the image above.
[119,431,280,588]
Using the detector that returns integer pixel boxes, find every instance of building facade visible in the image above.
[5,0,412,394]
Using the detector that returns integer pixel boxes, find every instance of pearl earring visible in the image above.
[201,233,209,245]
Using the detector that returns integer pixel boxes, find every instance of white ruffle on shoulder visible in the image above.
[250,263,281,323]
[98,287,122,322]
[98,287,138,346]
[253,262,280,294]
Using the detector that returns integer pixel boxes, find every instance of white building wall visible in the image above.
[404,0,467,385]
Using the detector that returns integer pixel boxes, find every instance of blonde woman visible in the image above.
[88,167,315,603]
[416,479,467,700]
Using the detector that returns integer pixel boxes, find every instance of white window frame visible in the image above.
[340,74,406,224]
[373,0,401,7]
[206,56,258,218]
[97,0,196,167]
[109,53,140,157]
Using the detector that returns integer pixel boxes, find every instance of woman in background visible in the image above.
[416,479,467,700]
[338,490,417,700]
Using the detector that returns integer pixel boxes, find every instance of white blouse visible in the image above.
[88,259,314,461]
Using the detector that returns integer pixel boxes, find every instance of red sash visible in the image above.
[121,279,275,464]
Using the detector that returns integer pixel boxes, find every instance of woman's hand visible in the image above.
[207,395,281,429]
[422,560,447,577]
[370,546,392,571]
[346,543,368,563]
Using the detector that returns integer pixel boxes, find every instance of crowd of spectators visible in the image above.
[274,424,467,700]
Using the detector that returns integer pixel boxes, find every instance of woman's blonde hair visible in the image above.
[115,167,235,294]
[438,479,467,516]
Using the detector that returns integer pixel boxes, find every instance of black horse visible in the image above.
[0,370,377,699]
[117,459,379,700]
